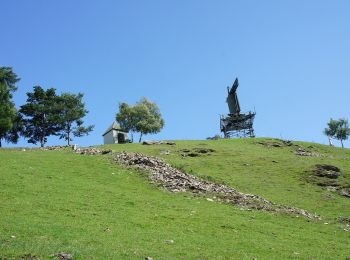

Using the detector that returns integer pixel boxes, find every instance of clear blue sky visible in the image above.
[1,1,349,147]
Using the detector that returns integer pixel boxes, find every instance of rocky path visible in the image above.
[114,152,320,219]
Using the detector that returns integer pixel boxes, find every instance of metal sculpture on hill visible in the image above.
[220,78,256,138]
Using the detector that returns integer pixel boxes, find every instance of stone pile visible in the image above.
[115,152,319,219]
[75,148,112,155]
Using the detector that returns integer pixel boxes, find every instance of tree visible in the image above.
[335,119,350,148]
[116,102,137,142]
[134,98,165,142]
[19,86,62,147]
[57,92,94,145]
[324,118,350,148]
[0,67,20,92]
[324,118,338,146]
[116,97,165,143]
[0,67,20,147]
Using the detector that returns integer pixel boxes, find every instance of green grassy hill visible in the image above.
[1,138,350,259]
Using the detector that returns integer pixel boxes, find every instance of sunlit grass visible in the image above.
[0,138,349,259]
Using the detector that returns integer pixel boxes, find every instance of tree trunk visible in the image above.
[67,125,71,146]
[138,133,142,143]
[328,137,333,146]
[41,135,45,147]
[0,138,2,148]
[341,139,344,148]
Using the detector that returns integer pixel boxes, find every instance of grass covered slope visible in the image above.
[0,139,349,259]
[102,138,350,221]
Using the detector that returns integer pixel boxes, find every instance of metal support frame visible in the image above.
[220,111,256,138]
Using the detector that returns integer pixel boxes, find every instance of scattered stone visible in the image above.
[338,217,350,225]
[20,254,38,259]
[145,257,153,260]
[314,165,341,179]
[56,252,73,260]
[164,239,174,244]
[76,148,111,155]
[41,145,70,151]
[101,149,112,155]
[272,160,278,163]
[206,198,214,202]
[326,186,337,192]
[11,235,16,238]
[339,188,350,198]
[143,140,175,145]
[160,150,171,155]
[295,147,326,158]
[114,152,319,219]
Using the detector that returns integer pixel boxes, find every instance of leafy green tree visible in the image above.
[57,93,94,145]
[335,119,350,148]
[19,86,62,147]
[0,67,20,92]
[324,118,338,146]
[324,118,350,148]
[116,102,137,142]
[0,85,17,147]
[134,98,165,142]
[0,67,20,147]
[116,97,165,143]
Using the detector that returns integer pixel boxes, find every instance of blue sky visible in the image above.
[1,1,349,147]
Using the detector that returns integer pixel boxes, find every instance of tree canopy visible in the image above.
[116,97,164,142]
[0,67,21,147]
[0,66,20,93]
[19,86,62,147]
[324,118,350,148]
[57,92,94,145]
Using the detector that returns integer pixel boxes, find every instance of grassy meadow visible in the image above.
[1,138,350,259]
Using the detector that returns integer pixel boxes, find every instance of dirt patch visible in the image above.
[257,140,295,148]
[115,152,319,219]
[19,254,39,260]
[180,148,215,157]
[257,140,330,158]
[314,165,341,179]
[307,164,350,199]
[194,148,216,154]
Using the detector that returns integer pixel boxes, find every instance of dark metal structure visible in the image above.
[220,78,256,138]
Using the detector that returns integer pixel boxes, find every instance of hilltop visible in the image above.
[1,138,350,259]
